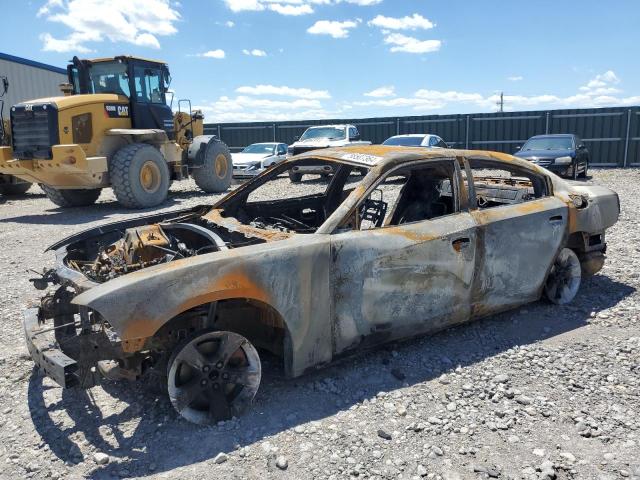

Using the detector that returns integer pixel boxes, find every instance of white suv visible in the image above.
[382,134,449,148]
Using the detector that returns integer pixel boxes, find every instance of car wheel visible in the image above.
[544,248,581,305]
[167,330,261,425]
[579,160,588,179]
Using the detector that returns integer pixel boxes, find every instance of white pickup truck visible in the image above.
[287,124,371,182]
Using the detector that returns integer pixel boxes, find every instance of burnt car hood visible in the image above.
[45,205,209,252]
[515,149,575,160]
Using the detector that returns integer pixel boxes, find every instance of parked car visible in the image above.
[514,134,589,179]
[24,146,618,425]
[232,143,288,178]
[287,124,371,182]
[383,134,449,148]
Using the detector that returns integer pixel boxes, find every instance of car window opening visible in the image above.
[344,161,457,231]
[464,158,549,210]
[220,159,369,234]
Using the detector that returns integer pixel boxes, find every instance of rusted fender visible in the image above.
[71,235,332,377]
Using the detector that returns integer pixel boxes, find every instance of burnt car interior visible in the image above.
[341,160,458,231]
[220,159,368,233]
[465,158,549,209]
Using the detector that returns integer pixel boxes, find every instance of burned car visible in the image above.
[25,146,619,424]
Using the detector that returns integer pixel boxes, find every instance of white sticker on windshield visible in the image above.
[340,153,382,165]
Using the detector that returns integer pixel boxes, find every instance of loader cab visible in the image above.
[67,56,174,138]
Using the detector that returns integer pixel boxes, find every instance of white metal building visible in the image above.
[0,52,67,119]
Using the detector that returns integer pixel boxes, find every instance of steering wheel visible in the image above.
[359,198,388,228]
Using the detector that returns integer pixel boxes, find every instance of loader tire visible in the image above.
[110,143,170,209]
[192,140,232,193]
[41,185,101,207]
[0,182,31,196]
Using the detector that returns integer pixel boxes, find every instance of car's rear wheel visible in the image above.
[544,248,581,304]
[167,330,261,425]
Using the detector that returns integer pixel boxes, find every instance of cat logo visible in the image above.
[104,103,130,118]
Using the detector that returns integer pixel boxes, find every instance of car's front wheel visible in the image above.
[544,248,581,304]
[167,330,261,425]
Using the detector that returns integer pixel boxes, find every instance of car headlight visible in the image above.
[555,156,572,165]
[246,161,262,171]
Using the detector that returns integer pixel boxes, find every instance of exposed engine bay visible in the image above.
[60,208,277,283]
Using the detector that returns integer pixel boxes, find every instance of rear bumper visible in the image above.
[0,145,109,188]
[23,308,79,388]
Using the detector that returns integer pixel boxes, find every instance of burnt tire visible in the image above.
[41,185,101,207]
[579,161,588,179]
[289,171,302,183]
[110,143,170,209]
[544,248,581,305]
[0,182,31,196]
[192,140,233,193]
[167,330,261,425]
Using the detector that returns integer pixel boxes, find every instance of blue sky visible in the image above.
[3,0,639,122]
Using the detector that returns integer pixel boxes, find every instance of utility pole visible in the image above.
[496,91,504,112]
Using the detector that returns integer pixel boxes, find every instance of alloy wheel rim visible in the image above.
[168,331,261,425]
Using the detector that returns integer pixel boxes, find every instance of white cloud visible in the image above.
[236,84,331,99]
[38,0,180,52]
[383,33,441,54]
[307,20,358,38]
[368,14,434,31]
[242,48,267,56]
[364,86,395,98]
[579,70,621,95]
[199,49,226,59]
[225,20,235,27]
[269,3,314,15]
[222,0,380,16]
[351,70,639,113]
[508,76,523,82]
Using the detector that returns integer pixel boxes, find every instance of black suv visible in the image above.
[514,134,589,179]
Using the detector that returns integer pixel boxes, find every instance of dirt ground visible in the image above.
[0,170,638,480]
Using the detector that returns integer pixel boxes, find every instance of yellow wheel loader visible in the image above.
[0,76,31,196]
[0,56,232,208]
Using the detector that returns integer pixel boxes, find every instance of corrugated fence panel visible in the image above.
[205,106,639,165]
[549,108,627,166]
[470,110,547,155]
[629,108,640,166]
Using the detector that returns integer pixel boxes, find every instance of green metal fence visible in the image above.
[205,106,640,167]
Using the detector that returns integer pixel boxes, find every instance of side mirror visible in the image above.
[293,136,300,142]
[578,144,585,150]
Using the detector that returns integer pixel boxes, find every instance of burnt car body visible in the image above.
[25,146,619,424]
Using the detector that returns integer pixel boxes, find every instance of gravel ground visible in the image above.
[0,170,638,480]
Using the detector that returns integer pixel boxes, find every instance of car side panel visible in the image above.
[330,212,477,355]
[469,197,568,316]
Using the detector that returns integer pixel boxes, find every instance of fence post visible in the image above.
[545,112,550,134]
[465,115,470,149]
[273,124,277,142]
[623,109,632,168]
[396,117,400,135]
